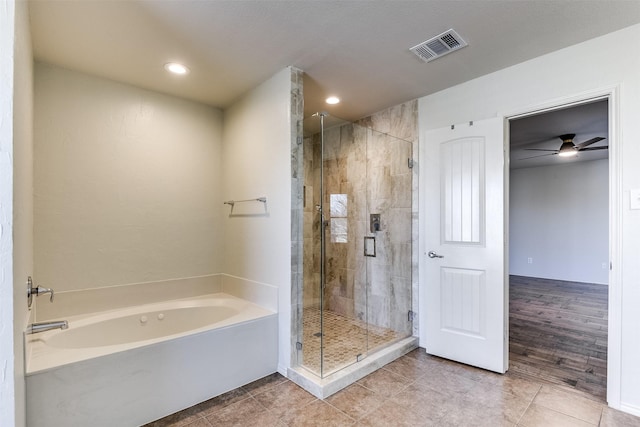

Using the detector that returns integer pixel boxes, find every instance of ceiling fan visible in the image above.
[520,133,607,160]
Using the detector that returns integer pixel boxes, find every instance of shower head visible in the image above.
[312,111,329,117]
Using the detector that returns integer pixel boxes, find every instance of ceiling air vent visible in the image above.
[410,29,468,63]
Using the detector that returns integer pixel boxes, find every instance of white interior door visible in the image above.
[423,118,507,373]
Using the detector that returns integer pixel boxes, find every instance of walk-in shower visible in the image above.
[291,111,416,390]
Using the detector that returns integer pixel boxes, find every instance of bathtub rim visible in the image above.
[25,292,276,375]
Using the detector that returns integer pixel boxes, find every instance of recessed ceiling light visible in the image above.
[164,62,190,75]
[325,96,340,105]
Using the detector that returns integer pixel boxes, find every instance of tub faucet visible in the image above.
[27,276,56,308]
[33,286,55,301]
[26,320,68,335]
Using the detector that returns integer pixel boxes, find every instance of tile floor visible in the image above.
[145,348,640,427]
[301,308,402,376]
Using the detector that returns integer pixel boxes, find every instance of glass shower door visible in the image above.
[299,114,413,378]
[300,114,368,376]
[364,128,414,353]
[318,119,369,376]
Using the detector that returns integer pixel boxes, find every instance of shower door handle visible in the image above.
[427,251,444,259]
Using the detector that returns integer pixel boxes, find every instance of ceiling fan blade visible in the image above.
[523,148,559,152]
[513,137,561,150]
[579,146,609,152]
[576,137,606,149]
[517,153,557,160]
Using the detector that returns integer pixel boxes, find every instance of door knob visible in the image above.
[428,251,444,259]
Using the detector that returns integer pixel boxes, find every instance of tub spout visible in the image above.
[26,320,68,334]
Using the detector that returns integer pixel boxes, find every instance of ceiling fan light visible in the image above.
[557,141,577,157]
[558,150,577,157]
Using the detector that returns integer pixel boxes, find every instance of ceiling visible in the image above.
[29,1,640,122]
[510,100,608,170]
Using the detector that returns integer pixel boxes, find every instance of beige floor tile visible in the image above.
[483,374,543,401]
[252,380,317,418]
[242,372,288,397]
[205,397,280,427]
[532,385,603,424]
[357,399,444,426]
[415,365,480,396]
[402,349,466,377]
[142,407,203,427]
[404,348,426,358]
[439,400,518,427]
[599,406,640,426]
[280,399,356,427]
[325,383,386,420]
[472,393,531,425]
[191,387,251,417]
[182,418,212,427]
[443,359,501,383]
[356,366,410,397]
[387,384,451,420]
[518,403,596,427]
[467,376,540,411]
[404,378,528,427]
[147,354,634,427]
[381,353,431,380]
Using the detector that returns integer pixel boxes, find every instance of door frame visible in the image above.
[502,86,621,406]
[418,85,622,406]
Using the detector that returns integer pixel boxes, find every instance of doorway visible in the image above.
[507,99,609,401]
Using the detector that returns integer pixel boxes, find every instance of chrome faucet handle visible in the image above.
[29,285,54,302]
[36,287,54,302]
[26,277,56,305]
[27,276,34,308]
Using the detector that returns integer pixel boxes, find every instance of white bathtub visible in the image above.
[26,293,278,427]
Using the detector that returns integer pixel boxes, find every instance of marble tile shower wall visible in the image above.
[302,100,418,334]
[290,67,305,363]
[302,133,321,309]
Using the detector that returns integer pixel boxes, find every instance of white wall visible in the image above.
[34,64,224,292]
[12,1,33,426]
[0,2,17,424]
[1,1,32,425]
[510,160,608,284]
[222,68,293,373]
[33,63,293,374]
[419,24,640,414]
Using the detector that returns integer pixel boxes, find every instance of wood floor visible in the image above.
[508,275,608,401]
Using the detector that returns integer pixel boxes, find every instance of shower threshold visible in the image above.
[287,336,418,399]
